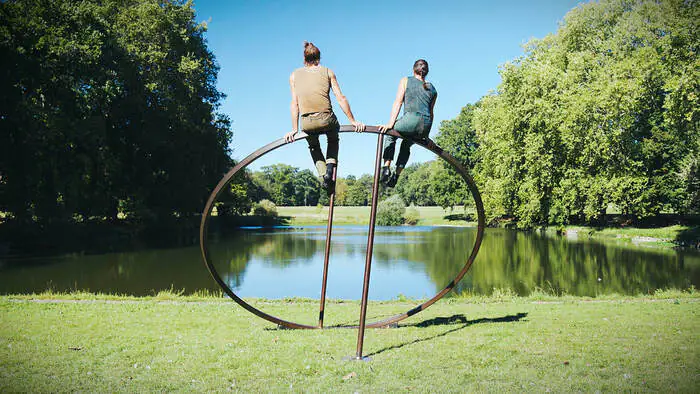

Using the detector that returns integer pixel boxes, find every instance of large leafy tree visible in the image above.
[255,164,297,206]
[435,103,480,168]
[293,169,321,206]
[394,163,433,206]
[0,0,232,223]
[344,174,373,206]
[440,0,698,227]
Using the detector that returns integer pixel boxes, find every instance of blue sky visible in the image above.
[193,0,585,176]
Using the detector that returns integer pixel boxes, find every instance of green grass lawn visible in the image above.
[277,205,474,226]
[1,291,698,392]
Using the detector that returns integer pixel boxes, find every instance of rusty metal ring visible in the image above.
[199,125,485,329]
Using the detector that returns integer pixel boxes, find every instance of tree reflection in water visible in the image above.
[210,226,700,298]
[0,226,697,298]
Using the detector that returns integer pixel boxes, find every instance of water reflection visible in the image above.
[0,226,698,299]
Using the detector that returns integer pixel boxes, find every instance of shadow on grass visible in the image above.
[407,312,528,328]
[675,225,700,248]
[444,213,473,222]
[212,214,291,229]
[365,312,528,357]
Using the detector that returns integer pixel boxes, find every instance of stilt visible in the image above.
[351,133,384,361]
[318,164,337,328]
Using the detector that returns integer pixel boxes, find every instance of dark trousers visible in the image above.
[382,113,431,168]
[302,112,340,175]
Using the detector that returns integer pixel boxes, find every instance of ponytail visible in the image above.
[413,59,430,90]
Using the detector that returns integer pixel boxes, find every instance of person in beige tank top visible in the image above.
[285,42,365,192]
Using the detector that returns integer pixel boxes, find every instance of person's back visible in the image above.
[404,76,437,131]
[378,59,438,187]
[292,66,332,116]
[285,42,364,193]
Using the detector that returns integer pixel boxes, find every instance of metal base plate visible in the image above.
[342,355,372,362]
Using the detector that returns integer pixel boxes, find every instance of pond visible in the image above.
[0,226,698,300]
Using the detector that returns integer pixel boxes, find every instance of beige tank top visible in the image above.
[293,66,332,115]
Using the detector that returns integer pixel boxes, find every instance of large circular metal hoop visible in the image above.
[199,125,485,329]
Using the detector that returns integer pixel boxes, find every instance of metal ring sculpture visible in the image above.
[199,125,485,329]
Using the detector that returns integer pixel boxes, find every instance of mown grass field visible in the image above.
[1,291,698,392]
[277,205,475,226]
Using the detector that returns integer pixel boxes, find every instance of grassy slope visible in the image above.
[1,292,698,392]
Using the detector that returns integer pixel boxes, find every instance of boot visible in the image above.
[380,166,391,185]
[387,172,399,188]
[322,163,336,194]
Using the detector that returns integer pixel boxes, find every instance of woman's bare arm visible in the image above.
[429,91,437,123]
[378,77,407,132]
[329,69,364,132]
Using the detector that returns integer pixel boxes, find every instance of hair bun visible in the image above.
[304,41,311,48]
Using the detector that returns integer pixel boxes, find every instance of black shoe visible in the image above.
[322,163,336,193]
[386,172,399,188]
[380,166,391,185]
[322,174,335,194]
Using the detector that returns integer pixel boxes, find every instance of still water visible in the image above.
[0,226,698,300]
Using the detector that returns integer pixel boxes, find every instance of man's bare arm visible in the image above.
[379,77,407,132]
[286,73,300,142]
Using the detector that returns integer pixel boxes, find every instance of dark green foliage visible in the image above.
[435,102,480,168]
[394,163,435,206]
[216,169,254,217]
[294,169,321,207]
[250,165,321,207]
[244,159,474,210]
[436,0,699,227]
[344,174,373,206]
[254,164,298,206]
[0,0,232,224]
[427,161,470,210]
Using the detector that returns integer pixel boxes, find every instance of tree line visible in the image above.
[1,0,697,232]
[219,161,469,216]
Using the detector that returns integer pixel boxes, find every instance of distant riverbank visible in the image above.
[277,206,699,249]
[1,206,696,257]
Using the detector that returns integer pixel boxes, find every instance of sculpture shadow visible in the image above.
[407,312,527,328]
[365,312,528,357]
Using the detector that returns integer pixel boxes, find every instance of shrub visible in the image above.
[404,205,420,225]
[376,195,405,226]
[252,199,278,217]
